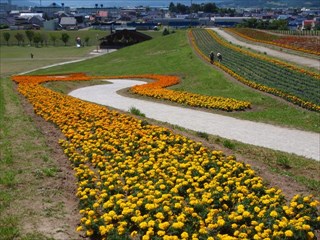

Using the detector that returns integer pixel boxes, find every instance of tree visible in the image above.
[33,32,43,47]
[3,32,10,46]
[169,2,176,12]
[15,32,25,46]
[203,3,218,13]
[50,34,57,46]
[25,30,34,45]
[84,36,90,46]
[61,32,70,46]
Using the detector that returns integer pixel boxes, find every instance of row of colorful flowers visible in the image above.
[226,28,320,56]
[12,74,320,239]
[12,73,251,112]
[189,30,320,112]
[208,30,320,80]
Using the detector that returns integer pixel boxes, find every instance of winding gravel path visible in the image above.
[210,28,320,69]
[69,80,320,161]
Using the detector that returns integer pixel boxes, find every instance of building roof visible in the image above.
[99,29,151,48]
[60,16,76,25]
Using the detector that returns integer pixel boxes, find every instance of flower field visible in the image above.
[12,73,251,111]
[226,28,320,56]
[189,29,320,112]
[11,74,320,239]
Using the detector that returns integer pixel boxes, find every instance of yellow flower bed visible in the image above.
[189,30,320,112]
[13,74,319,239]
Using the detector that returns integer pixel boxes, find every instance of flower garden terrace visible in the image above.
[189,29,320,112]
[225,28,320,56]
[13,73,251,112]
[11,74,320,239]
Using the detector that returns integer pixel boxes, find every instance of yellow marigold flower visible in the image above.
[148,220,155,227]
[76,226,83,232]
[159,222,170,230]
[139,221,148,229]
[270,210,278,217]
[231,223,238,229]
[253,234,261,240]
[174,202,182,208]
[217,219,225,227]
[172,222,184,229]
[93,203,99,208]
[142,235,150,240]
[254,206,260,213]
[86,229,94,236]
[181,232,189,239]
[302,224,310,231]
[243,211,251,218]
[163,206,170,212]
[308,231,314,238]
[157,230,166,236]
[285,230,293,237]
[130,231,138,237]
[310,201,319,207]
[88,210,95,216]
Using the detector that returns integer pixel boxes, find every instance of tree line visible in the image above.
[2,30,91,47]
[168,2,235,15]
[236,18,290,30]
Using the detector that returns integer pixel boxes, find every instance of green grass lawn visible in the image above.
[0,45,96,76]
[33,30,320,133]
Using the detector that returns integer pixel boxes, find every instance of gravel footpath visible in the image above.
[69,80,320,161]
[210,28,320,70]
[19,49,116,75]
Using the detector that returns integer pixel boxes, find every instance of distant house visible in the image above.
[29,15,45,27]
[99,28,152,49]
[302,19,315,30]
[277,15,294,21]
[43,19,59,30]
[60,16,77,30]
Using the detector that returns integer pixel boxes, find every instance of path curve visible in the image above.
[210,28,320,69]
[18,49,116,75]
[69,80,320,161]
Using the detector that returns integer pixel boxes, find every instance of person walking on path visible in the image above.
[217,52,222,62]
[209,51,214,64]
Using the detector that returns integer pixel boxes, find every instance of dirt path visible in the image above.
[69,80,320,161]
[210,28,320,69]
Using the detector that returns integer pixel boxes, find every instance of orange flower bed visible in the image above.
[226,28,320,56]
[12,73,251,112]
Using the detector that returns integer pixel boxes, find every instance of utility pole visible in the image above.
[40,0,42,6]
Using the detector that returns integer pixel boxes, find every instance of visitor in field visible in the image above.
[209,51,214,64]
[217,52,222,62]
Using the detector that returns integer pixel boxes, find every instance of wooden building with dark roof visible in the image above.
[99,28,152,49]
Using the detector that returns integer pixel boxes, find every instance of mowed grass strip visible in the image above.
[0,46,86,239]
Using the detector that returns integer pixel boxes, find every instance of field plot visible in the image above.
[226,28,320,56]
[11,74,320,240]
[190,29,320,111]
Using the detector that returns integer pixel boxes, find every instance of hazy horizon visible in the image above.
[12,0,225,8]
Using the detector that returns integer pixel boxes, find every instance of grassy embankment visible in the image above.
[1,29,319,239]
[36,31,319,194]
[0,45,100,239]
